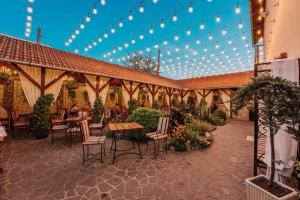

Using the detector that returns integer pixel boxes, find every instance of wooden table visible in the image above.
[108,123,144,164]
[0,126,7,173]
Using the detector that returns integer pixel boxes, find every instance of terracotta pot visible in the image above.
[245,175,298,200]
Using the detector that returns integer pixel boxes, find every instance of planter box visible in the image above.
[245,175,298,200]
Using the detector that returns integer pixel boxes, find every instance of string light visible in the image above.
[92,6,98,14]
[235,4,241,14]
[149,26,154,34]
[25,1,34,37]
[160,19,165,28]
[128,11,133,21]
[139,1,144,13]
[153,0,158,3]
[215,15,221,23]
[118,19,124,27]
[238,21,243,29]
[186,27,191,36]
[172,12,178,22]
[100,0,106,6]
[200,23,205,30]
[139,34,144,40]
[85,15,91,22]
[188,1,194,13]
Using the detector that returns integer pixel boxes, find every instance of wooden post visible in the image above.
[41,68,46,95]
[129,81,133,100]
[96,76,100,97]
[157,50,160,76]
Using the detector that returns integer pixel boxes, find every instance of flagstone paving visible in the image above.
[0,120,253,200]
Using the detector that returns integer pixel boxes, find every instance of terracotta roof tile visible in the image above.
[0,34,253,90]
[178,71,254,89]
[0,34,180,88]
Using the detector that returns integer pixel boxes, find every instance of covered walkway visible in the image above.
[0,120,253,200]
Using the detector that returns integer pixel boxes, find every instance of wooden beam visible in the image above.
[154,86,161,95]
[182,90,189,98]
[131,83,142,96]
[120,80,130,95]
[45,71,69,90]
[96,76,100,97]
[81,74,96,92]
[145,84,154,95]
[129,81,133,100]
[196,89,204,98]
[41,68,46,95]
[99,78,112,92]
[10,63,41,90]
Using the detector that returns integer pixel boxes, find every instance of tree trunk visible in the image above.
[268,121,275,188]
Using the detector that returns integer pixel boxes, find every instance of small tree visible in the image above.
[233,76,300,188]
[171,97,179,108]
[92,97,104,123]
[179,100,186,113]
[124,53,158,74]
[128,99,138,114]
[32,94,54,130]
[187,96,196,115]
[65,79,77,102]
[199,98,209,121]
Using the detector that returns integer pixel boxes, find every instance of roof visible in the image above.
[178,71,254,90]
[0,34,180,89]
[0,34,253,90]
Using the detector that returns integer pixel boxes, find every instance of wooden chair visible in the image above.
[51,123,68,144]
[10,111,30,138]
[80,120,106,164]
[146,117,169,158]
[89,114,105,135]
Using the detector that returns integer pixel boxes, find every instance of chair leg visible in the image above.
[82,145,85,164]
[165,138,168,154]
[145,139,149,154]
[103,141,106,155]
[87,145,90,158]
[100,144,103,163]
[153,140,156,158]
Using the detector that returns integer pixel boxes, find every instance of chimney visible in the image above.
[37,28,42,44]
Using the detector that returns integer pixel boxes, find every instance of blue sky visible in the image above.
[0,0,253,79]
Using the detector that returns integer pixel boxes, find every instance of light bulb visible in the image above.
[139,34,144,40]
[139,6,144,13]
[118,20,123,27]
[28,0,34,3]
[172,13,177,22]
[153,0,158,3]
[93,41,97,46]
[65,42,69,46]
[118,46,122,51]
[163,40,168,45]
[26,22,31,27]
[27,7,33,13]
[160,21,165,28]
[100,0,106,6]
[104,33,108,38]
[86,16,91,22]
[124,43,129,48]
[186,29,191,36]
[216,15,221,23]
[111,28,115,33]
[235,5,241,14]
[92,7,97,14]
[149,27,154,34]
[98,38,102,42]
[200,23,205,30]
[71,34,76,39]
[80,23,85,29]
[196,40,200,44]
[27,15,32,21]
[75,49,79,53]
[128,11,133,21]
[174,35,179,41]
[222,28,227,35]
[238,21,243,29]
[208,35,213,40]
[131,39,135,44]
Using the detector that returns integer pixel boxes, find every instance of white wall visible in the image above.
[264,0,300,61]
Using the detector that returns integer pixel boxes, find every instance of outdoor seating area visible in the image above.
[1,0,300,199]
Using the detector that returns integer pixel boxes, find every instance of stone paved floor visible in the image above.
[0,120,253,200]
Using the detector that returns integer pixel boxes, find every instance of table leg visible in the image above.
[112,134,117,164]
[137,141,143,159]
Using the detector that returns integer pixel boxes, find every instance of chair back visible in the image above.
[80,120,90,141]
[157,117,169,135]
[100,113,104,125]
[105,109,111,118]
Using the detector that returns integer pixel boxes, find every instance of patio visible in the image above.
[0,120,253,200]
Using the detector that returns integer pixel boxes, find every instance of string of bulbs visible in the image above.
[25,0,34,37]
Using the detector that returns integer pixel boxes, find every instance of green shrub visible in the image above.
[187,96,196,115]
[168,124,187,151]
[179,100,186,112]
[185,119,215,135]
[127,107,163,141]
[208,115,225,126]
[171,98,179,108]
[199,98,209,121]
[32,94,54,130]
[151,100,160,110]
[128,99,138,114]
[212,109,227,121]
[92,97,104,123]
[169,108,185,129]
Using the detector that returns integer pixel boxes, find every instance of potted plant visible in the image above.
[92,97,104,123]
[128,99,138,114]
[32,94,54,139]
[233,76,300,200]
[65,79,77,102]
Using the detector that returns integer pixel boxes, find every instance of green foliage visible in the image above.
[233,75,300,187]
[171,98,179,108]
[113,86,122,94]
[169,108,185,129]
[179,100,186,112]
[127,107,163,141]
[208,114,225,126]
[65,79,77,100]
[212,109,227,121]
[92,97,104,123]
[128,99,138,115]
[185,119,215,135]
[32,94,54,130]
[186,131,210,149]
[151,100,160,110]
[187,96,197,115]
[198,98,209,121]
